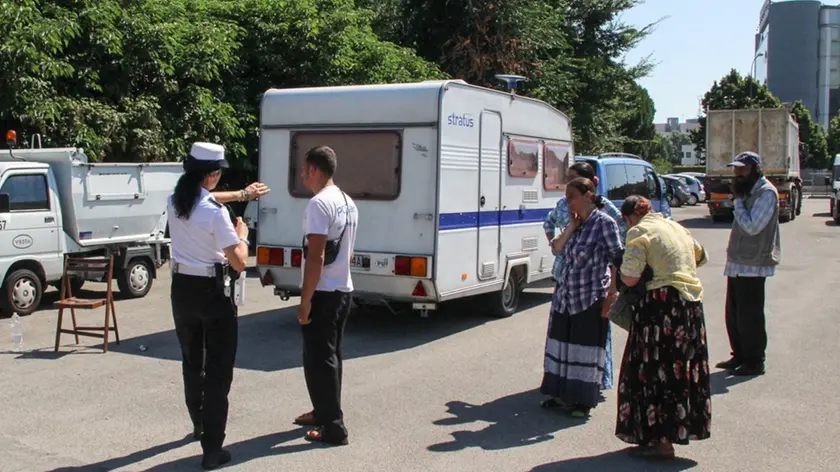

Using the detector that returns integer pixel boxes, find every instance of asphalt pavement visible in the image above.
[1,199,838,472]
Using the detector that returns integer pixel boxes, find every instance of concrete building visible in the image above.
[680,144,703,166]
[654,117,700,135]
[754,0,840,128]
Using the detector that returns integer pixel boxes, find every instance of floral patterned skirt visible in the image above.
[615,286,711,446]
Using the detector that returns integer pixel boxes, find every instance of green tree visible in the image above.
[690,69,781,161]
[0,0,442,176]
[358,0,657,154]
[827,114,840,166]
[789,101,829,170]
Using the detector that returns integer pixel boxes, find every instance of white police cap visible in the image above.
[189,142,229,168]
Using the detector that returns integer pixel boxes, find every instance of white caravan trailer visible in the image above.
[255,80,573,317]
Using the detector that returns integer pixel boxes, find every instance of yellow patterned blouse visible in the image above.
[620,212,708,302]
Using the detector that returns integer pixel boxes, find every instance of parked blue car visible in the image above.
[574,153,672,218]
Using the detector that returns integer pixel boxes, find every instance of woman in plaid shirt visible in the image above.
[539,177,623,418]
[542,162,626,393]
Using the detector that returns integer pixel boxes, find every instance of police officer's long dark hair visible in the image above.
[172,169,215,220]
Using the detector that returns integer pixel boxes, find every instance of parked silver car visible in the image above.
[667,174,705,205]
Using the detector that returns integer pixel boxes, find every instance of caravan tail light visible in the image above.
[395,256,428,277]
[412,281,428,297]
[257,247,284,266]
[291,249,303,267]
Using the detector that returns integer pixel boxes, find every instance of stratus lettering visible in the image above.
[447,113,475,128]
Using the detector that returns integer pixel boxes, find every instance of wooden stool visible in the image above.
[54,255,119,353]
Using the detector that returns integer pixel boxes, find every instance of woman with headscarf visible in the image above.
[614,195,711,459]
[539,177,623,418]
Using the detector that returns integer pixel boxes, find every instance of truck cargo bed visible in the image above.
[1,148,183,246]
[705,108,800,177]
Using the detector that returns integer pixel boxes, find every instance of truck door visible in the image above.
[477,110,502,281]
[0,171,62,275]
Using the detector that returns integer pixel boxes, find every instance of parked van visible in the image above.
[254,79,573,318]
[574,153,672,218]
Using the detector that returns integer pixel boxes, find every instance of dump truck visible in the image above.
[0,131,183,315]
[704,108,801,223]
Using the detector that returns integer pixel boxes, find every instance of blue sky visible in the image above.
[622,0,769,123]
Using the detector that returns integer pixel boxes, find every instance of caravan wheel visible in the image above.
[486,270,521,318]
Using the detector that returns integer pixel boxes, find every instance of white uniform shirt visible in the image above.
[167,188,240,266]
[300,185,359,292]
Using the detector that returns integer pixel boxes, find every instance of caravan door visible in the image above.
[477,110,502,281]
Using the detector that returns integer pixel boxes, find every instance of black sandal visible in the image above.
[540,398,573,410]
[305,426,349,446]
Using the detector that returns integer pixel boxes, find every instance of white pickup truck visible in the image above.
[0,132,183,315]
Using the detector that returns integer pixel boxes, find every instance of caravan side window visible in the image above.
[508,138,538,178]
[543,141,571,191]
[289,130,402,201]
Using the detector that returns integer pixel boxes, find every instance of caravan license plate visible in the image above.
[351,254,370,271]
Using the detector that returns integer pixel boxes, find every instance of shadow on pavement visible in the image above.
[677,218,730,230]
[427,388,587,452]
[529,450,698,471]
[71,290,553,373]
[48,428,316,471]
[709,370,754,396]
[812,212,830,217]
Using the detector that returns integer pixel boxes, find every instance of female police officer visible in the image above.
[167,142,248,470]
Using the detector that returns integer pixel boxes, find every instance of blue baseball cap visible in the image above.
[727,151,762,168]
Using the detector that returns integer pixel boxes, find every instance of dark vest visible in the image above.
[726,178,781,267]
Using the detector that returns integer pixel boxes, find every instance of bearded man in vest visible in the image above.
[716,151,779,377]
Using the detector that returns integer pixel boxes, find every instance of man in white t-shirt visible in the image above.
[294,145,358,446]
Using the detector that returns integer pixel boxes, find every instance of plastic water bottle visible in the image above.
[10,313,22,353]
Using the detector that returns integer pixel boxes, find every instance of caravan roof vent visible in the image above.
[494,74,528,94]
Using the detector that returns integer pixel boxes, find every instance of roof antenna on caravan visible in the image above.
[494,74,528,95]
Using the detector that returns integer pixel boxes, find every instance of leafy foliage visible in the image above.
[789,101,829,170]
[2,0,659,181]
[0,0,442,177]
[358,0,658,155]
[691,69,831,169]
[828,114,840,165]
[690,69,781,163]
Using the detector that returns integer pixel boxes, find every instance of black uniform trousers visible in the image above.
[171,272,238,453]
[725,276,767,365]
[302,290,352,439]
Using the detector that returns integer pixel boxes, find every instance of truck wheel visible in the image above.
[2,269,43,316]
[486,270,521,318]
[117,259,153,298]
[833,199,840,224]
[779,202,793,222]
[831,198,835,216]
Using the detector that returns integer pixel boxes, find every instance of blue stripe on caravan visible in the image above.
[439,208,553,230]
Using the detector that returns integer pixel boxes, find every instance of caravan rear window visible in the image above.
[543,141,571,191]
[508,138,539,178]
[289,130,402,200]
